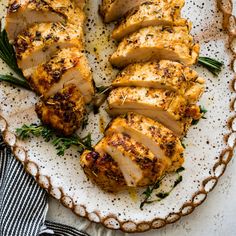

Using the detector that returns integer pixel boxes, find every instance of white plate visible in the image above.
[0,0,235,233]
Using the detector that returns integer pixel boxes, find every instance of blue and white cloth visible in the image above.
[0,136,89,236]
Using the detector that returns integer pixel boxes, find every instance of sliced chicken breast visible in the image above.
[6,0,85,41]
[80,150,126,192]
[14,22,84,70]
[112,1,186,40]
[95,132,166,187]
[110,25,199,67]
[35,84,86,136]
[73,0,86,9]
[112,61,205,103]
[100,0,147,23]
[105,113,184,172]
[107,87,200,136]
[24,47,94,103]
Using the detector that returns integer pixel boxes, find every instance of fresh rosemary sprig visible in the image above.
[0,23,30,90]
[140,167,185,210]
[0,74,31,90]
[16,124,92,156]
[198,57,224,76]
[0,26,24,78]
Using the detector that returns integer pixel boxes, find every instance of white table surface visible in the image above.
[47,155,236,236]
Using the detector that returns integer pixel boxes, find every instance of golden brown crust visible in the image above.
[80,150,126,192]
[35,85,85,136]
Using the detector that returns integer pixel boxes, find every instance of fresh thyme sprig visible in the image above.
[16,124,92,156]
[198,57,224,76]
[140,167,185,210]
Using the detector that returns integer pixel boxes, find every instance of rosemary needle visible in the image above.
[0,74,31,90]
[198,57,224,76]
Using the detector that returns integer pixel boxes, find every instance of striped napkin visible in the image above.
[0,135,89,236]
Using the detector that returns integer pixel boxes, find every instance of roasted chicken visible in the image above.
[100,0,147,23]
[14,22,84,70]
[81,133,165,190]
[105,113,185,172]
[80,150,127,192]
[24,47,94,103]
[6,0,85,41]
[107,87,201,136]
[36,85,86,136]
[112,1,186,40]
[112,60,205,104]
[110,25,199,67]
[80,113,184,191]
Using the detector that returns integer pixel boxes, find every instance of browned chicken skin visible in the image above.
[81,113,185,191]
[35,85,86,136]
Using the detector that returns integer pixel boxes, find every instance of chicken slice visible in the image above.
[105,113,184,172]
[80,150,126,192]
[14,22,84,70]
[100,0,147,23]
[110,25,199,67]
[73,0,86,9]
[35,85,86,136]
[107,87,199,136]
[94,133,166,187]
[112,61,205,103]
[6,0,85,41]
[112,1,186,40]
[24,48,94,103]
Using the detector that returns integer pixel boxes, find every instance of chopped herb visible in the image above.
[181,141,186,149]
[200,105,207,119]
[176,167,185,173]
[156,192,169,199]
[16,124,92,156]
[82,113,89,129]
[192,105,208,125]
[173,175,183,187]
[191,119,199,125]
[198,57,224,76]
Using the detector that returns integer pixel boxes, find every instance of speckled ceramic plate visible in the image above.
[0,0,236,234]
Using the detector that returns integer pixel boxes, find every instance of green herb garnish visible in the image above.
[0,74,31,90]
[0,27,24,78]
[16,124,92,156]
[140,168,185,209]
[0,24,30,90]
[198,57,224,76]
[200,105,207,119]
[192,105,208,125]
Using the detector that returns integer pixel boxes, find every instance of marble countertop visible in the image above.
[46,156,236,236]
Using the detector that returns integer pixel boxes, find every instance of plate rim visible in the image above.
[0,0,235,233]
